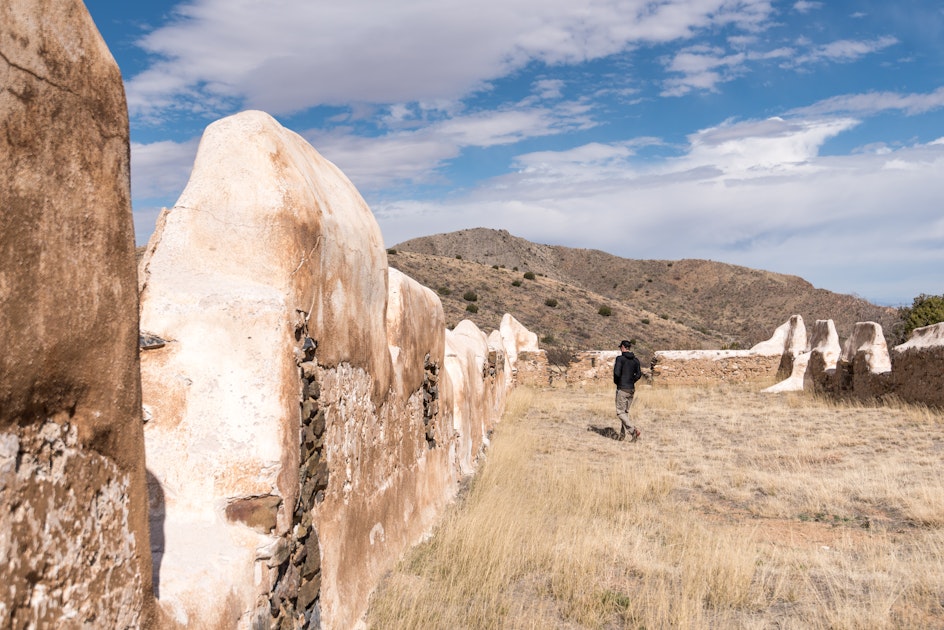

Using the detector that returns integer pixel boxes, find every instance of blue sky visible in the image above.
[84,0,944,306]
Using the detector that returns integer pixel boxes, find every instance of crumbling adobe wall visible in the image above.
[138,111,531,629]
[769,320,944,408]
[890,323,944,408]
[0,1,153,626]
[651,351,781,385]
[652,316,806,386]
[566,351,620,384]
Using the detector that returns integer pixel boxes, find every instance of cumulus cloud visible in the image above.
[125,0,777,119]
[374,118,944,305]
[306,101,595,190]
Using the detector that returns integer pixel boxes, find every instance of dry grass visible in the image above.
[365,384,944,629]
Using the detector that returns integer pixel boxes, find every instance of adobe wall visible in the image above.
[137,111,532,629]
[769,320,944,408]
[0,2,153,627]
[651,316,806,386]
[890,323,944,408]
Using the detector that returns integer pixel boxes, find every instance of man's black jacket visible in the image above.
[613,351,642,391]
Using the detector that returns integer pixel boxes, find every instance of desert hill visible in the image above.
[390,228,897,362]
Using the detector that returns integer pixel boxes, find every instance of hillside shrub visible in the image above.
[523,271,535,280]
[641,318,650,325]
[455,255,462,259]
[540,334,556,344]
[465,304,478,313]
[492,265,499,270]
[437,287,452,296]
[386,248,397,255]
[511,280,522,287]
[898,294,944,340]
[544,298,558,308]
[598,306,612,317]
[463,291,478,302]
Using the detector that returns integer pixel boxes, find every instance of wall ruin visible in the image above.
[1,2,153,626]
[136,111,536,629]
[651,316,807,386]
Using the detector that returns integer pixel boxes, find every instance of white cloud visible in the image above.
[375,118,944,305]
[793,1,822,14]
[790,86,944,117]
[130,138,200,199]
[790,36,898,66]
[125,0,777,119]
[305,102,596,190]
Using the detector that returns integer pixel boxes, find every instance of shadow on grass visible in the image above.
[587,424,623,441]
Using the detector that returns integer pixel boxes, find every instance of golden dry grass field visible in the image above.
[365,383,944,629]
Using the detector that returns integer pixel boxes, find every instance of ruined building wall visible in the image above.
[651,316,807,386]
[137,110,527,629]
[890,323,944,408]
[0,1,153,626]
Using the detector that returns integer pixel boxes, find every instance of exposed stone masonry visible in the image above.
[260,317,328,629]
[0,419,143,628]
[422,354,440,449]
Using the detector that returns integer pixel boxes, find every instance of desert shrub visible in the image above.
[898,294,944,340]
[455,254,462,259]
[646,278,652,283]
[660,314,669,320]
[544,298,558,308]
[511,280,522,287]
[465,304,478,313]
[598,306,612,317]
[386,248,397,255]
[463,291,478,302]
[641,318,650,325]
[540,334,556,344]
[523,271,535,280]
[492,265,499,270]
[437,287,452,296]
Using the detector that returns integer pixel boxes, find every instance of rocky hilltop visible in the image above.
[392,228,897,361]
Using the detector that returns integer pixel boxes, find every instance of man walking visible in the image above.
[613,340,642,442]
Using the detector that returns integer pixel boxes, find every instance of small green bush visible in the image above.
[437,287,452,296]
[899,294,944,339]
[523,271,536,280]
[540,334,555,344]
[660,314,669,320]
[511,280,522,287]
[455,255,462,259]
[465,304,478,313]
[641,318,650,325]
[598,306,612,317]
[544,298,558,307]
[463,291,478,302]
[492,265,499,270]
[386,248,397,255]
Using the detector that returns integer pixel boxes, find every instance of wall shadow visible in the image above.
[146,469,165,598]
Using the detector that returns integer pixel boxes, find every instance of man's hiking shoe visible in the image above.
[628,428,641,442]
[618,430,626,441]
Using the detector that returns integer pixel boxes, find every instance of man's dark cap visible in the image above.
[619,340,633,348]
